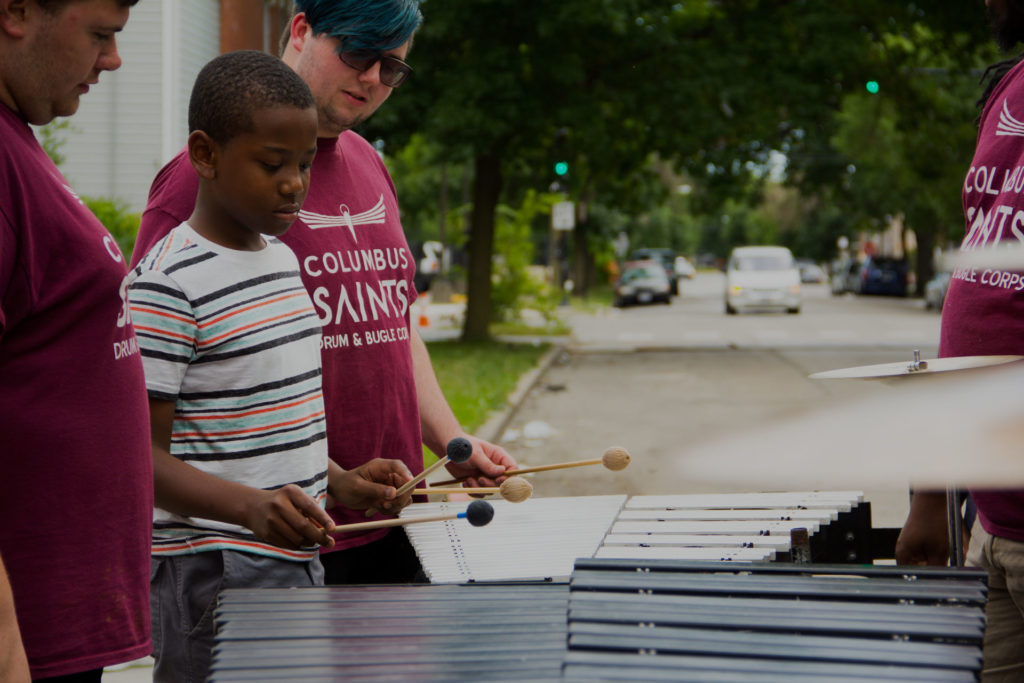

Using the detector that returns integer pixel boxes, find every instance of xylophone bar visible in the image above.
[211,584,568,682]
[602,532,795,549]
[615,507,840,522]
[210,560,987,682]
[603,491,874,563]
[563,651,977,682]
[403,492,875,583]
[563,559,985,682]
[594,546,775,561]
[624,491,864,511]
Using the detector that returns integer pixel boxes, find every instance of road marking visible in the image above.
[617,331,655,342]
[682,330,724,342]
[817,329,857,340]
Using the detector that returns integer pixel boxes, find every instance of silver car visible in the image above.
[614,262,672,307]
[725,246,801,314]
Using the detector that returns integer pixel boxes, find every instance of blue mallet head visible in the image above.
[446,437,473,464]
[463,499,494,527]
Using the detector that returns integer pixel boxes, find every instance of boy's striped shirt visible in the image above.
[129,223,327,561]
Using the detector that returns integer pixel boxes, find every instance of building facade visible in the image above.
[52,0,291,213]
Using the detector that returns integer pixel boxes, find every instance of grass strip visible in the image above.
[423,339,549,465]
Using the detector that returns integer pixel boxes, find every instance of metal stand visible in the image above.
[946,487,964,567]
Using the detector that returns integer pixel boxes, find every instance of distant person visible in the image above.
[896,1,1024,679]
[132,0,518,584]
[129,50,415,682]
[0,0,149,680]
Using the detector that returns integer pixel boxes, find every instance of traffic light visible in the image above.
[865,80,880,94]
[554,161,569,177]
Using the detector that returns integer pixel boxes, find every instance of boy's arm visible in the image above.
[149,399,337,550]
[325,458,414,513]
[0,554,30,682]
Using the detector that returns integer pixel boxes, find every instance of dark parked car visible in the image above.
[614,261,673,307]
[855,256,908,297]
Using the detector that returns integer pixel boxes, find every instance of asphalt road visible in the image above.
[497,276,947,532]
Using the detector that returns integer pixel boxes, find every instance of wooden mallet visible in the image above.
[365,436,475,517]
[433,446,631,486]
[335,499,494,534]
[416,476,533,503]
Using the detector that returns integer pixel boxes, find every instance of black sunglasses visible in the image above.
[338,50,412,88]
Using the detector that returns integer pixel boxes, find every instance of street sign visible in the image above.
[613,231,629,258]
[552,201,575,231]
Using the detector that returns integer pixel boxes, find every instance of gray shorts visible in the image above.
[150,550,323,683]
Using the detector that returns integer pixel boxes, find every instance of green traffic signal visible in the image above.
[865,80,880,94]
[554,161,569,176]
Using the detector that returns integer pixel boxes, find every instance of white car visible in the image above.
[724,246,801,314]
[674,255,696,280]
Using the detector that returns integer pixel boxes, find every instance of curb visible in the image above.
[475,343,567,444]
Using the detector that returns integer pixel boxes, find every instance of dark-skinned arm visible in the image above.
[149,398,337,550]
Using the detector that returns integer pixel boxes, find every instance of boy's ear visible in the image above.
[187,130,217,181]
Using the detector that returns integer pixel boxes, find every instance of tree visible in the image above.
[366,1,993,333]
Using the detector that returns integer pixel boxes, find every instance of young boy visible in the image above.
[128,50,412,683]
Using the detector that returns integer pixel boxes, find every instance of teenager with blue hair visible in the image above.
[133,0,519,586]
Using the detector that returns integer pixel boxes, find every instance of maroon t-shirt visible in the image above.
[941,59,1024,541]
[0,104,152,677]
[135,132,421,550]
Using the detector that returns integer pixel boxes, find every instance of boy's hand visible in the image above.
[244,484,336,550]
[443,435,517,488]
[327,459,414,513]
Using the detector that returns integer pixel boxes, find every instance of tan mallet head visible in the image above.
[602,446,631,472]
[498,476,533,503]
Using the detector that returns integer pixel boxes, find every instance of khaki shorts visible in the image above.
[967,521,1024,682]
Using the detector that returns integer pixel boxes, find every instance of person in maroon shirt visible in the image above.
[135,0,519,584]
[0,1,150,681]
[896,1,1024,679]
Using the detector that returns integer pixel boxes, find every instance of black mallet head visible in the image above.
[446,437,474,464]
[465,499,495,527]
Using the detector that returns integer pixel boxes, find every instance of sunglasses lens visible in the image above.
[341,50,378,72]
[339,50,411,88]
[380,59,411,88]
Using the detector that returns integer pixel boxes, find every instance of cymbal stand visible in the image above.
[946,487,964,568]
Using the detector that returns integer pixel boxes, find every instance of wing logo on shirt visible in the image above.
[997,99,1024,137]
[298,195,387,243]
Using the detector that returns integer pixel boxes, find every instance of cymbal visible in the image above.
[809,354,1024,380]
[676,362,1024,489]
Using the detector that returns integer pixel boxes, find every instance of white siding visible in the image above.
[56,0,220,212]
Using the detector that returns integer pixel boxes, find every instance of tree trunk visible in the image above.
[462,152,502,341]
[572,216,590,296]
[914,228,935,298]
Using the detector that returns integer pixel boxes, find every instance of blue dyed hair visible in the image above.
[296,0,423,52]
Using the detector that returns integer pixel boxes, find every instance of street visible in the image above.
[570,271,941,351]
[498,273,947,532]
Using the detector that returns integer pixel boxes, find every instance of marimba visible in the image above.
[403,491,873,583]
[209,560,986,682]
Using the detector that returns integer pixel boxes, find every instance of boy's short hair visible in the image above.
[189,50,314,146]
[296,0,422,52]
